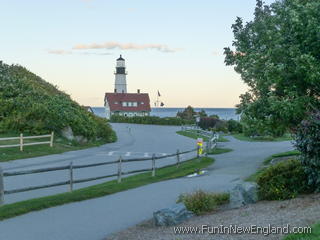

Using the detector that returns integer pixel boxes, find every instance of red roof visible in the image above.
[104,93,151,112]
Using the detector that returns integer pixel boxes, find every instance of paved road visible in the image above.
[1,123,196,204]
[0,125,294,240]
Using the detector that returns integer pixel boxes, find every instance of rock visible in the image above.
[61,127,88,144]
[61,126,74,141]
[229,182,258,208]
[153,203,194,226]
[74,135,88,144]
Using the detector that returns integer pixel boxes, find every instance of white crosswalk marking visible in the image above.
[125,152,131,157]
[161,153,167,156]
[107,151,114,156]
[144,153,149,157]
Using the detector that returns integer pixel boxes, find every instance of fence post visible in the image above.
[20,133,23,151]
[50,132,54,147]
[0,167,4,206]
[69,161,73,192]
[206,141,209,156]
[176,149,180,167]
[197,145,200,159]
[152,154,156,177]
[118,156,122,183]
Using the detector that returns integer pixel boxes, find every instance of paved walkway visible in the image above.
[0,126,294,240]
[1,123,196,203]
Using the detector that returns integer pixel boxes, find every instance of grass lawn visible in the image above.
[245,150,301,182]
[232,133,292,142]
[176,130,229,142]
[207,147,233,155]
[0,156,214,221]
[263,150,300,165]
[217,135,229,142]
[0,133,116,162]
[283,222,320,240]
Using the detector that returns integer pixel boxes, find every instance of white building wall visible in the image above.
[112,111,149,117]
[115,74,127,93]
[104,100,111,119]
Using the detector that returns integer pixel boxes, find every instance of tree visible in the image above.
[295,111,320,191]
[199,109,207,117]
[177,106,197,121]
[224,0,320,136]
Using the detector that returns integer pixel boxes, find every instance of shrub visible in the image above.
[295,111,320,191]
[209,114,219,119]
[213,120,228,133]
[257,159,313,200]
[110,115,193,126]
[198,117,220,130]
[0,62,115,142]
[227,119,243,133]
[177,190,229,215]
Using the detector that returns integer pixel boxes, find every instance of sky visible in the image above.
[1,0,275,108]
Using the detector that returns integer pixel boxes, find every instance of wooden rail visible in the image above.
[181,125,219,151]
[0,132,54,151]
[0,147,198,205]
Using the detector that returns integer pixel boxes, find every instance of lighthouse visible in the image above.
[114,55,127,93]
[104,55,151,119]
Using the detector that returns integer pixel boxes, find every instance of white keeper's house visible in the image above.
[104,55,151,119]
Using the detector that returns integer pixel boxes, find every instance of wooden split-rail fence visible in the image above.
[0,147,201,205]
[0,132,54,151]
[0,127,219,205]
[181,125,219,151]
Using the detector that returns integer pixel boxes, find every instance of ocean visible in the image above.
[92,107,239,120]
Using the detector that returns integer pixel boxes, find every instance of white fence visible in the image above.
[0,132,54,151]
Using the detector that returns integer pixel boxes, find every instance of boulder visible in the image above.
[153,203,194,226]
[74,135,88,144]
[61,126,74,141]
[229,182,258,208]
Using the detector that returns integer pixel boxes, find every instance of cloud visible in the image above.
[72,41,180,53]
[48,50,72,55]
[78,52,112,56]
[212,51,220,56]
[48,49,112,56]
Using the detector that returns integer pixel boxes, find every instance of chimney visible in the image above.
[137,89,140,94]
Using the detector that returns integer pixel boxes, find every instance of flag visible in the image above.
[157,90,161,97]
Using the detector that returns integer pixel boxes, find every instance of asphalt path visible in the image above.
[1,123,197,204]
[0,124,294,240]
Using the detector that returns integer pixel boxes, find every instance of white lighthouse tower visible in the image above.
[114,55,127,93]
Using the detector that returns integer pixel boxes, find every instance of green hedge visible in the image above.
[0,62,115,142]
[257,159,314,200]
[110,115,194,126]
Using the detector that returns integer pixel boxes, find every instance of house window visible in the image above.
[122,102,127,107]
[140,102,144,105]
[128,102,132,107]
[133,102,137,107]
[114,101,118,104]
